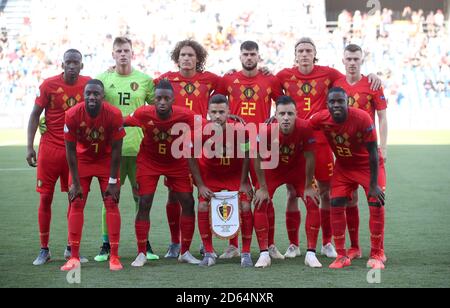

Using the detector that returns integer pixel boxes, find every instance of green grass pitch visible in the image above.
[0,145,450,288]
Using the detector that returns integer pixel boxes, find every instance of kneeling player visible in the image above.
[188,94,256,267]
[309,87,386,270]
[261,96,322,268]
[61,80,125,272]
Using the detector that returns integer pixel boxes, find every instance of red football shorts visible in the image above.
[36,142,69,194]
[265,163,306,199]
[137,160,193,195]
[330,162,387,201]
[314,142,334,183]
[68,159,118,196]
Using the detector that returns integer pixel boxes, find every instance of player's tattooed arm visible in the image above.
[105,139,123,202]
[367,141,385,206]
[188,158,214,200]
[303,151,320,205]
[26,104,45,167]
[66,140,83,201]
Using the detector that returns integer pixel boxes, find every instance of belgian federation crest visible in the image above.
[348,96,356,106]
[335,135,346,145]
[301,83,312,95]
[184,83,196,95]
[211,191,240,240]
[217,200,233,222]
[66,97,77,108]
[90,129,100,140]
[243,88,255,100]
[130,82,140,91]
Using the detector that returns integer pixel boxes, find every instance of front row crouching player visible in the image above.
[309,87,386,270]
[261,96,322,267]
[124,80,202,267]
[187,94,258,268]
[61,79,125,271]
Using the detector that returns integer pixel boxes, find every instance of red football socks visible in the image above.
[346,206,360,249]
[369,206,385,257]
[253,202,269,251]
[331,207,347,256]
[305,199,321,251]
[166,202,181,244]
[104,197,121,257]
[180,215,195,255]
[267,202,275,247]
[320,208,332,245]
[135,220,150,255]
[286,211,301,247]
[240,210,253,254]
[198,211,213,253]
[68,198,86,259]
[38,193,53,249]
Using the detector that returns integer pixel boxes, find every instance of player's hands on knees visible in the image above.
[368,73,382,91]
[198,185,214,200]
[69,184,83,202]
[105,184,121,203]
[368,186,385,206]
[304,185,320,205]
[26,148,37,167]
[239,183,254,201]
[254,187,270,209]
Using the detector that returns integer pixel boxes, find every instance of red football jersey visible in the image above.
[64,102,126,162]
[308,108,378,169]
[261,118,316,171]
[154,71,220,118]
[276,65,343,121]
[199,119,249,175]
[217,71,283,125]
[125,105,201,166]
[36,74,91,148]
[334,76,387,122]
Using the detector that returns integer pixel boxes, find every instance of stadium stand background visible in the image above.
[0,0,449,131]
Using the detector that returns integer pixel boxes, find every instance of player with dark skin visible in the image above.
[27,51,84,167]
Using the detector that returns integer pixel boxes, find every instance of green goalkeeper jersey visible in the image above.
[97,69,155,156]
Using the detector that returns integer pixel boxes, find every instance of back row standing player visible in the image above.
[334,43,388,260]
[27,49,91,265]
[95,37,157,262]
[276,37,382,258]
[217,41,286,260]
[154,40,221,259]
